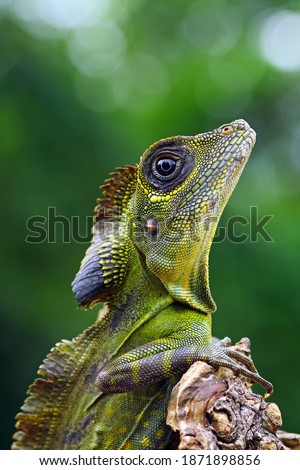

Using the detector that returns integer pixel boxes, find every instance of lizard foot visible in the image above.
[210,337,273,397]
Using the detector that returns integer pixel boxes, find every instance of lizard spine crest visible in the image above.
[12,320,107,449]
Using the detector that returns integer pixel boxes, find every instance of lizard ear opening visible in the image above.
[71,166,137,308]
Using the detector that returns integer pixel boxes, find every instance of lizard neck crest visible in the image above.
[98,165,137,214]
[72,165,137,308]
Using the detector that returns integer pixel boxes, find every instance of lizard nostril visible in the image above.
[221,125,234,135]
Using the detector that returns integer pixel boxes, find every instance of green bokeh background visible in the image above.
[1,0,300,449]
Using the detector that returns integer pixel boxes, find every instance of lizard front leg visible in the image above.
[96,336,273,396]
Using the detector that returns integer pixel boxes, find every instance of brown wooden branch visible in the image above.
[166,338,300,450]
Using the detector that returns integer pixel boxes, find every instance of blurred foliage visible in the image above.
[1,0,300,449]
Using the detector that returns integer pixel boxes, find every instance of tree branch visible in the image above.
[167,338,299,450]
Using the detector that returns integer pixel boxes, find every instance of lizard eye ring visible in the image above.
[144,145,194,190]
[152,153,181,181]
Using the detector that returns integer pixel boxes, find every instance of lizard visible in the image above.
[12,119,273,450]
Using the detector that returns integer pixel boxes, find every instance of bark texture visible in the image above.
[167,338,299,450]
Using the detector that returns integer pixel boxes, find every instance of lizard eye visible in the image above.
[142,145,194,191]
[152,153,181,181]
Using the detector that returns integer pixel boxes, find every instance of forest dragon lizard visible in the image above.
[13,119,272,450]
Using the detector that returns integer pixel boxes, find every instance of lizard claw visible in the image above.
[210,340,273,396]
[219,336,232,348]
[226,348,258,373]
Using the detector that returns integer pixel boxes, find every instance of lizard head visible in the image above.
[131,119,256,314]
[72,119,255,312]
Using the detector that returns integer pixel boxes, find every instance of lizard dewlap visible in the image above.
[13,119,272,450]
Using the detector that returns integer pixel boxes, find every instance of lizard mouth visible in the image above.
[221,127,256,169]
[222,129,256,189]
[233,153,248,162]
[232,131,256,161]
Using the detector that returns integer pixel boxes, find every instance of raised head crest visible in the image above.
[72,165,137,308]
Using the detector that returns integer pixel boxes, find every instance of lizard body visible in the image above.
[13,119,272,450]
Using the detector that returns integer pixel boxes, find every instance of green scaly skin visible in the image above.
[12,119,272,450]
